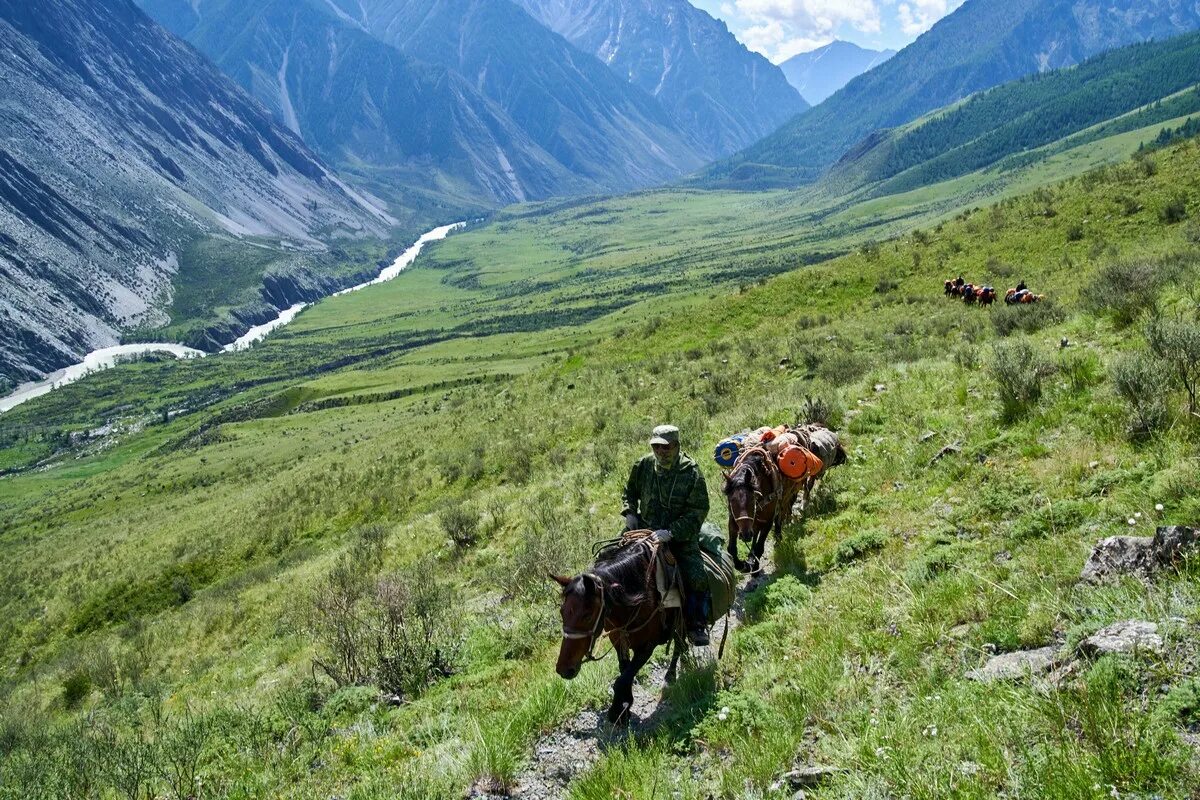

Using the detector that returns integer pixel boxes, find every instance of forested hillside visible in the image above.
[700,0,1200,188]
[2,121,1199,797]
[826,33,1200,198]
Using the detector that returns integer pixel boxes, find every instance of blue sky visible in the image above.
[690,0,965,63]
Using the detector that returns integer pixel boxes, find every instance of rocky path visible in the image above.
[498,561,773,800]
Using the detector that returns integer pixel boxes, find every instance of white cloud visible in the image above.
[734,0,882,59]
[895,0,959,36]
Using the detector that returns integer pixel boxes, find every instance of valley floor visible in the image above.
[2,134,1200,799]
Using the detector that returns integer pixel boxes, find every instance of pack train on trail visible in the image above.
[945,276,1045,305]
[553,421,847,724]
[716,422,847,572]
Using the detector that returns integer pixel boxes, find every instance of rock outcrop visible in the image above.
[1081,526,1199,582]
[1079,620,1164,657]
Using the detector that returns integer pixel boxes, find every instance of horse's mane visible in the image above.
[564,541,654,608]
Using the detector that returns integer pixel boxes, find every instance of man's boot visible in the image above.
[685,592,711,646]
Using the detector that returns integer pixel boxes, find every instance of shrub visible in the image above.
[1145,315,1200,414]
[903,543,967,585]
[1058,349,1103,393]
[61,671,92,709]
[1066,223,1085,242]
[989,338,1049,420]
[991,299,1065,337]
[744,575,812,621]
[1159,193,1188,224]
[1111,352,1174,439]
[1081,260,1164,327]
[797,394,840,428]
[309,556,461,699]
[440,500,481,548]
[831,529,887,568]
[817,350,871,386]
[952,342,978,370]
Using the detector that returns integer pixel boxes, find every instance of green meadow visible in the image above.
[1,128,1199,797]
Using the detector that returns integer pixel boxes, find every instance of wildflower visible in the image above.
[1135,512,1142,519]
[1156,503,1165,512]
[1127,518,1136,526]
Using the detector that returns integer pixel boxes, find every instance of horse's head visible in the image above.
[551,573,605,680]
[722,459,761,541]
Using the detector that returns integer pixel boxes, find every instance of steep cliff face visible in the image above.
[702,0,1200,188]
[513,0,808,159]
[136,0,590,206]
[0,0,390,382]
[345,0,707,190]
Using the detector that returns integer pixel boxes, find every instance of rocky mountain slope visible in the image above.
[342,0,707,190]
[135,0,589,206]
[0,0,390,383]
[513,0,807,158]
[701,0,1200,188]
[778,40,895,105]
[142,0,706,203]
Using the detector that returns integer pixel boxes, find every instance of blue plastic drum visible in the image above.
[713,436,744,468]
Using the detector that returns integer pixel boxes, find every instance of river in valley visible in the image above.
[0,222,464,415]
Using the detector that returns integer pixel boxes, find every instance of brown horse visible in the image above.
[553,538,685,723]
[722,448,797,574]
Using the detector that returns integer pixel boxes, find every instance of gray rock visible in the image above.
[1082,527,1200,582]
[919,430,937,443]
[1080,536,1155,582]
[966,646,1060,682]
[779,765,841,788]
[1079,620,1163,657]
[1152,526,1200,568]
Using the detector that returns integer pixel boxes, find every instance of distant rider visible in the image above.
[621,425,712,646]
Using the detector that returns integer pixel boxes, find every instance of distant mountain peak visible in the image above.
[779,40,896,106]
[514,0,807,159]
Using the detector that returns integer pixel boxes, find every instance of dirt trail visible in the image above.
[498,562,774,800]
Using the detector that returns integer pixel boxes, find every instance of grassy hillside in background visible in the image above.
[820,33,1200,199]
[1,129,1199,797]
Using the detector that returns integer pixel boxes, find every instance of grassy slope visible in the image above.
[2,145,1200,796]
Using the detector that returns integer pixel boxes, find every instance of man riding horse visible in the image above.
[621,425,712,647]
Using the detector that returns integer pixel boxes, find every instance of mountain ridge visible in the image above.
[778,40,895,105]
[513,0,808,159]
[699,0,1200,188]
[0,0,390,382]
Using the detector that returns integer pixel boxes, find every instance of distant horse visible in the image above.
[978,286,997,306]
[553,537,685,723]
[962,284,978,304]
[722,447,797,573]
[1005,288,1045,305]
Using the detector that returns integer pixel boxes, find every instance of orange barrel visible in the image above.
[778,445,824,480]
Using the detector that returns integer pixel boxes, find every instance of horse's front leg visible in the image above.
[607,643,656,724]
[728,515,747,572]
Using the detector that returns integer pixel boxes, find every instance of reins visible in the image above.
[562,537,662,664]
[561,573,613,664]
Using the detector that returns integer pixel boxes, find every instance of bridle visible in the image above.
[561,573,610,664]
[559,545,664,664]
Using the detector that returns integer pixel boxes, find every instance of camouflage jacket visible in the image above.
[621,453,709,544]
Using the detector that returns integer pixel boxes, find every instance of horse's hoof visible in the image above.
[607,704,631,725]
